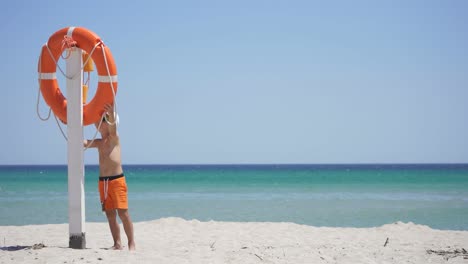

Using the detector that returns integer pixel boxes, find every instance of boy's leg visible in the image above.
[118,209,135,250]
[105,209,122,249]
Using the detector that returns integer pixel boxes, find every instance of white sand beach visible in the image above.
[1,217,467,264]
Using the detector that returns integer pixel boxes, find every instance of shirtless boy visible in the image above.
[84,103,135,250]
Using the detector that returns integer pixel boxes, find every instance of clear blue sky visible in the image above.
[1,0,467,165]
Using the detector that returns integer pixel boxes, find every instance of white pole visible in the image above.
[66,48,86,249]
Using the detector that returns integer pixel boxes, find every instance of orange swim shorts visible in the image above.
[98,174,128,210]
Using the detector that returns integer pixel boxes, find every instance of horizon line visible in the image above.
[1,163,468,167]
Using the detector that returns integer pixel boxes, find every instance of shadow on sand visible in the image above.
[0,243,46,251]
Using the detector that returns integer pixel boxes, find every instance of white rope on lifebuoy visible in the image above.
[101,44,118,126]
[36,53,52,121]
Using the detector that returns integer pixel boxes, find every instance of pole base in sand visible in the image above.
[69,233,86,249]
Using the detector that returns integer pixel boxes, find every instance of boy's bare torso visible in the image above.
[97,134,123,177]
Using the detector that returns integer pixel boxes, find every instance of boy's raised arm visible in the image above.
[104,103,118,136]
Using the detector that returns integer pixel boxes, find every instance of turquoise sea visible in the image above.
[0,164,467,230]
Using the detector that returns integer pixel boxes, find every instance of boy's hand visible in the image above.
[104,103,114,116]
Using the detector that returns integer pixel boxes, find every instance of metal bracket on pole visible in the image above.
[67,48,86,249]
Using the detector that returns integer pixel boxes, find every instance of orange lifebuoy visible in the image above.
[38,27,118,126]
